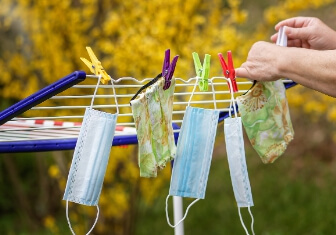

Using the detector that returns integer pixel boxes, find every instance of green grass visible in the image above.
[3,131,336,235]
[135,143,336,235]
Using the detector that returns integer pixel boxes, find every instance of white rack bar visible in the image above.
[0,74,294,143]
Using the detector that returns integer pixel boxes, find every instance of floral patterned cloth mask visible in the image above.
[236,80,294,163]
[131,77,176,177]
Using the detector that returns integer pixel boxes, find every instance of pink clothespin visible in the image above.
[162,49,179,90]
[218,51,238,93]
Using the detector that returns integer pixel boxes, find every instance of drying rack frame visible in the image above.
[0,71,296,153]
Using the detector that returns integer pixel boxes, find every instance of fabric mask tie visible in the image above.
[166,76,219,228]
[129,73,162,103]
[64,74,119,235]
[225,79,255,235]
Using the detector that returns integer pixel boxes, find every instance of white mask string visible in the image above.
[90,74,101,109]
[238,206,255,235]
[165,195,200,228]
[210,80,217,110]
[187,76,199,107]
[66,200,100,235]
[227,79,238,118]
[248,206,255,235]
[90,74,120,114]
[110,77,120,114]
[238,207,250,235]
[187,76,217,109]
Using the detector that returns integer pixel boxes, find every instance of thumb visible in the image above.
[235,67,250,79]
[285,26,310,40]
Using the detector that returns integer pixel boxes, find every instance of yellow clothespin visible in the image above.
[80,47,110,84]
[192,52,211,91]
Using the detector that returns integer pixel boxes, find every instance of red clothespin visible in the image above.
[218,51,238,93]
[162,49,179,90]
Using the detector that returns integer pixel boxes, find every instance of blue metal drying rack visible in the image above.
[0,71,296,153]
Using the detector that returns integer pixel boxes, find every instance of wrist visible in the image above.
[331,31,336,49]
[276,46,291,79]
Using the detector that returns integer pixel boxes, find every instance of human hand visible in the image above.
[271,17,336,50]
[235,41,284,81]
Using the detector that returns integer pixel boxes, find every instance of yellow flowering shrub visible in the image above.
[1,0,336,234]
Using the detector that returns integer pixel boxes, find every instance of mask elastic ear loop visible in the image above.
[248,206,256,235]
[90,74,102,109]
[90,75,119,115]
[227,79,238,118]
[238,207,250,235]
[66,200,100,235]
[187,76,200,107]
[165,195,200,228]
[237,206,255,235]
[110,78,120,114]
[210,80,217,110]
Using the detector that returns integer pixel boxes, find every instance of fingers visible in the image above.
[287,39,304,48]
[235,67,250,79]
[275,17,310,30]
[272,24,310,44]
[285,26,310,41]
[272,32,310,48]
[270,33,278,43]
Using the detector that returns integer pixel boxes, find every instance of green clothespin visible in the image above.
[192,52,211,91]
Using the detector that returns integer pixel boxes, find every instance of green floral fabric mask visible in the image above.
[131,77,176,177]
[236,80,294,163]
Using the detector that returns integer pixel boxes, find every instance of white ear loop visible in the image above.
[238,206,255,235]
[187,77,199,107]
[210,80,217,110]
[110,77,120,114]
[238,207,250,235]
[90,74,120,114]
[165,195,200,228]
[66,200,100,235]
[90,74,102,109]
[248,206,255,235]
[187,76,217,109]
[227,79,238,118]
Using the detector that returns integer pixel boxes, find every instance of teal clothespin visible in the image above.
[192,52,211,91]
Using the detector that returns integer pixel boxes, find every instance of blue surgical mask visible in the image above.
[63,108,117,205]
[224,81,255,235]
[63,76,119,235]
[166,79,219,228]
[168,106,219,198]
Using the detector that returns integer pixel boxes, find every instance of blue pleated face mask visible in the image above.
[63,76,119,235]
[63,108,117,205]
[224,81,255,235]
[166,77,219,228]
